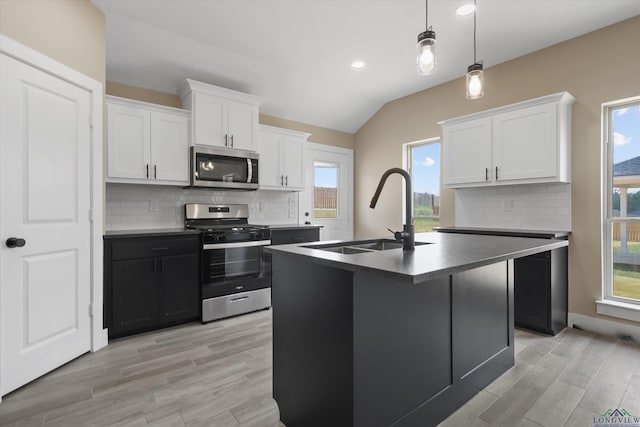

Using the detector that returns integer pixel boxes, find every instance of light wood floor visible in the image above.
[0,310,638,427]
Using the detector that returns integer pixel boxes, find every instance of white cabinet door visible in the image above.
[440,92,573,188]
[192,92,228,147]
[258,125,309,191]
[180,80,262,150]
[282,136,306,190]
[107,97,190,186]
[493,103,558,183]
[228,100,258,151]
[259,129,282,188]
[151,111,190,184]
[442,118,492,186]
[107,103,150,180]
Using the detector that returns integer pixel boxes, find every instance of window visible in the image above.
[313,162,339,219]
[406,139,440,232]
[601,97,640,317]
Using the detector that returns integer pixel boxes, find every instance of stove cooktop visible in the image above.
[186,223,269,234]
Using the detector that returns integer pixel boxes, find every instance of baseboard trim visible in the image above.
[568,312,640,343]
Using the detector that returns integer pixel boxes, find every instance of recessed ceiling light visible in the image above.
[351,60,366,71]
[456,3,476,17]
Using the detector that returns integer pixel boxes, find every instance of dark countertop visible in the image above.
[435,226,570,239]
[104,228,201,239]
[265,231,568,284]
[104,223,322,239]
[268,224,323,231]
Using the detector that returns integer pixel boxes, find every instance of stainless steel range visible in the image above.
[185,203,271,322]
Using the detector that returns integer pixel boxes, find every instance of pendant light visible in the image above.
[417,0,436,75]
[466,0,484,99]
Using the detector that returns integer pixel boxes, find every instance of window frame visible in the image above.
[599,95,640,321]
[402,137,441,228]
[312,161,340,220]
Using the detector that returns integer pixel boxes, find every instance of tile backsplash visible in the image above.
[455,183,571,231]
[105,184,298,231]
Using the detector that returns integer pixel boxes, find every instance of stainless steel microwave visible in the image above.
[190,145,259,190]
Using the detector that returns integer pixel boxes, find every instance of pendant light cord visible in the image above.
[425,0,429,31]
[473,0,477,63]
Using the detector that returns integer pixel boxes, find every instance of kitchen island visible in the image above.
[266,232,568,427]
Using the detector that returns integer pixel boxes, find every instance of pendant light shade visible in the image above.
[417,30,436,75]
[466,0,484,99]
[466,62,484,99]
[416,0,436,75]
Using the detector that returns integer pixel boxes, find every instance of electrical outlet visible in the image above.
[288,209,296,219]
[148,200,159,213]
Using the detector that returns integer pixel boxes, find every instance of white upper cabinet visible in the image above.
[440,92,574,188]
[151,111,191,183]
[107,96,190,186]
[442,117,492,186]
[258,125,309,191]
[179,79,262,151]
[492,102,559,183]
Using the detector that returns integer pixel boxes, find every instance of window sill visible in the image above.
[596,299,640,323]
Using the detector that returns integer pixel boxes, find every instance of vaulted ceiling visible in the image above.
[92,0,640,133]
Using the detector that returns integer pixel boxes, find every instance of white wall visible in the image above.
[455,183,571,231]
[105,184,298,230]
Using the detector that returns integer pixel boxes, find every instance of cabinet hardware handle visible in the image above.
[146,164,149,179]
[150,247,169,251]
[230,296,249,303]
[225,134,228,146]
[230,135,234,147]
[285,176,288,186]
[485,167,488,181]
[496,166,499,180]
[157,258,164,273]
[280,175,284,185]
[154,164,157,179]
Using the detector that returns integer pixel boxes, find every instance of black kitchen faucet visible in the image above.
[369,168,415,251]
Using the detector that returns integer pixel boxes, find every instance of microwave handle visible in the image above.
[247,159,253,183]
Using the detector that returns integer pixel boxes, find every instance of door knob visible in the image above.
[6,237,26,248]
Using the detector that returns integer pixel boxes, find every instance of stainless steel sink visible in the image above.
[304,239,430,254]
[353,240,404,251]
[318,246,374,254]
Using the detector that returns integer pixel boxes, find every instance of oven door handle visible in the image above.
[203,240,271,250]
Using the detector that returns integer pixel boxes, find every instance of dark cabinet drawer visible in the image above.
[110,236,199,261]
[271,228,320,245]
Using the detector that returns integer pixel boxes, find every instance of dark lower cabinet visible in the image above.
[159,253,200,323]
[104,234,200,339]
[111,258,159,334]
[514,247,568,335]
[436,228,569,336]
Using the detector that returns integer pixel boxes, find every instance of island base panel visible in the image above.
[272,252,515,427]
[272,253,354,427]
[353,272,452,427]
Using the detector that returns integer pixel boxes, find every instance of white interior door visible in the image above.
[0,53,92,395]
[299,143,353,241]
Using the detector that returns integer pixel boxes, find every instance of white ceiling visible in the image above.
[92,0,640,133]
